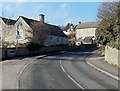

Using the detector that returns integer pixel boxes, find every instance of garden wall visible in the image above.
[1,44,97,60]
[105,46,120,67]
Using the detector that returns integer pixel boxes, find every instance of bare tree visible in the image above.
[30,22,50,45]
[97,2,119,23]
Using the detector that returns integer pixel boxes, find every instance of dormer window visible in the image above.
[17,22,22,30]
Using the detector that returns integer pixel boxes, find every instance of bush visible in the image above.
[17,43,27,47]
[26,42,44,52]
[96,2,120,50]
[99,45,105,56]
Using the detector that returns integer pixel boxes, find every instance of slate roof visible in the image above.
[21,16,67,37]
[1,17,16,25]
[46,24,67,37]
[76,21,100,29]
[1,16,67,37]
[20,16,39,27]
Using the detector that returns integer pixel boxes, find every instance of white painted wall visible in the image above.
[76,28,96,40]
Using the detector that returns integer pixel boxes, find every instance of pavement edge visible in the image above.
[16,55,47,89]
[86,58,120,81]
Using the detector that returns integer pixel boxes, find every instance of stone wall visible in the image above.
[44,35,68,46]
[1,44,97,60]
[0,48,7,61]
[1,46,78,60]
[105,46,120,67]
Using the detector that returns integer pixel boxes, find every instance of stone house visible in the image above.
[75,21,99,45]
[0,17,16,47]
[61,23,76,46]
[0,14,68,48]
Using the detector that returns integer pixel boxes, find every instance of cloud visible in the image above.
[2,5,11,12]
[2,0,30,2]
[65,17,82,25]
[2,0,120,2]
[65,18,73,24]
[34,4,45,12]
[60,3,69,17]
[61,3,68,8]
[2,5,12,16]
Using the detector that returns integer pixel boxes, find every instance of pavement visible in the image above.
[0,55,46,90]
[0,51,119,89]
[86,56,120,81]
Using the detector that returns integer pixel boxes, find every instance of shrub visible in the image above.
[96,2,120,50]
[99,45,105,56]
[26,42,44,52]
[17,43,27,47]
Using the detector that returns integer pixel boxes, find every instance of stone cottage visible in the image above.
[75,21,100,45]
[0,17,16,47]
[0,14,68,48]
[60,23,76,46]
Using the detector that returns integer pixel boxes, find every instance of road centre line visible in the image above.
[61,64,65,72]
[67,74,84,89]
[59,60,84,89]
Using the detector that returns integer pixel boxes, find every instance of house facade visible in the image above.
[75,21,99,45]
[0,14,68,48]
[61,23,76,46]
[0,17,16,47]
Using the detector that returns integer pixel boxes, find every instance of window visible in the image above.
[16,22,23,40]
[16,31,23,40]
[17,22,22,30]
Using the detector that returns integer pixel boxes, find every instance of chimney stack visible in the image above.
[39,14,45,23]
[78,22,81,24]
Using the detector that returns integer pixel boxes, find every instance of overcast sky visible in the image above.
[1,2,101,25]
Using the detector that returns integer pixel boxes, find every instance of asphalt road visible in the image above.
[19,48,118,90]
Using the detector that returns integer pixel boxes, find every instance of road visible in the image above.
[19,48,118,90]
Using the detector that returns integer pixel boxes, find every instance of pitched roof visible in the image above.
[1,17,16,25]
[76,21,100,29]
[20,16,39,27]
[47,24,67,37]
[21,16,67,37]
[0,16,67,38]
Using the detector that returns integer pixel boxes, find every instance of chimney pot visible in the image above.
[78,22,81,24]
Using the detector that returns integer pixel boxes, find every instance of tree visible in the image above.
[30,22,50,45]
[96,1,120,49]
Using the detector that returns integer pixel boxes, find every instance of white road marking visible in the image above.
[86,61,120,81]
[67,75,84,89]
[60,60,62,64]
[16,61,33,89]
[61,65,65,73]
[60,60,65,72]
[16,55,47,89]
[60,60,84,89]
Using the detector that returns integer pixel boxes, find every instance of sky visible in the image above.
[1,2,101,26]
